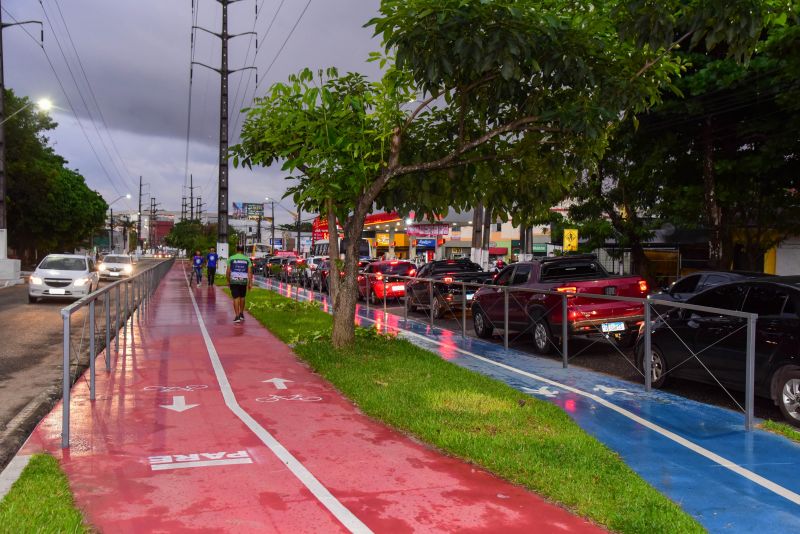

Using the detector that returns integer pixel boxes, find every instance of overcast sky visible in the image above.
[4,0,382,224]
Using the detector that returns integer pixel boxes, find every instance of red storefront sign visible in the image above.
[406,224,450,237]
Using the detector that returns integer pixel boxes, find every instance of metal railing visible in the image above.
[60,258,174,448]
[265,270,760,431]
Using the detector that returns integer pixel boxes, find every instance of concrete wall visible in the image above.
[776,237,800,276]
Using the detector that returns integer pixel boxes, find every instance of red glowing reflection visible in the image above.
[564,399,577,413]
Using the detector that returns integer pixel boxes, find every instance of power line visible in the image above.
[48,0,137,192]
[253,0,311,94]
[36,2,134,203]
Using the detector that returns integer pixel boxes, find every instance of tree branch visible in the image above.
[632,30,693,79]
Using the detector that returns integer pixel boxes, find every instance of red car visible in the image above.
[472,255,648,354]
[358,261,417,304]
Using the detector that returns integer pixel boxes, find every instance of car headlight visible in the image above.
[30,275,43,285]
[124,265,133,274]
[98,263,107,271]
[74,277,90,287]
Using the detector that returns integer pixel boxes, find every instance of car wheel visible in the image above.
[637,343,669,388]
[405,294,417,313]
[777,369,800,428]
[431,296,445,319]
[473,307,493,339]
[532,319,555,355]
[28,294,37,304]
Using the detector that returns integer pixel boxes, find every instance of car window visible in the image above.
[39,257,87,271]
[495,267,514,286]
[741,284,793,316]
[671,274,700,294]
[688,284,748,313]
[104,256,131,263]
[417,265,429,278]
[540,260,608,281]
[377,263,415,275]
[701,274,728,289]
[511,264,531,286]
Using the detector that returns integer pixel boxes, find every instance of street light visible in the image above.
[0,98,52,127]
[265,196,301,253]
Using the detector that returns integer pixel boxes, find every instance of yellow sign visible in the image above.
[563,229,579,251]
[376,233,408,247]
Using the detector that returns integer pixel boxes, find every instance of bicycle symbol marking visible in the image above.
[255,394,323,403]
[143,385,209,393]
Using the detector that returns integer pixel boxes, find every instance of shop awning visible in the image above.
[489,247,508,255]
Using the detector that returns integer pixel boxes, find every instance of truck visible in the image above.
[471,255,648,354]
[405,259,495,318]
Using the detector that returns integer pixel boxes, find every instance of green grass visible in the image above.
[762,420,800,443]
[237,288,703,534]
[0,454,89,533]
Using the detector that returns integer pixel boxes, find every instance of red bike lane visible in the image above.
[20,265,603,533]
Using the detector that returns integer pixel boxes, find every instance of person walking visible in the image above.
[226,244,252,324]
[191,250,204,286]
[206,246,219,285]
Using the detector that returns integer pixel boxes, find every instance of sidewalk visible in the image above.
[17,265,601,532]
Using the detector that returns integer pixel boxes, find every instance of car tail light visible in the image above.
[288,266,293,272]
[638,280,648,293]
[390,261,399,265]
[443,276,454,284]
[375,273,383,281]
[409,269,417,276]
[556,286,578,297]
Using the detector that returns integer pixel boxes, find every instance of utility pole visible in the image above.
[296,211,301,255]
[0,4,42,277]
[149,197,160,251]
[109,208,114,253]
[196,197,203,223]
[137,176,145,251]
[189,173,195,220]
[270,201,275,254]
[192,0,256,268]
[181,196,186,222]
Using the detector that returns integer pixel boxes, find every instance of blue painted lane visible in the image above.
[258,279,800,532]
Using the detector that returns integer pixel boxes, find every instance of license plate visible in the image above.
[49,288,66,295]
[110,272,120,276]
[604,286,617,296]
[601,321,625,333]
[392,285,404,291]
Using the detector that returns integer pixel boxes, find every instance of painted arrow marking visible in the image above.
[160,396,199,412]
[593,385,634,396]
[522,386,559,398]
[262,378,293,390]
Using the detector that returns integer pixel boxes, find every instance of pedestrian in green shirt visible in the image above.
[226,244,252,324]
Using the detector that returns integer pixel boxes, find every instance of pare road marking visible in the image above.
[149,450,252,471]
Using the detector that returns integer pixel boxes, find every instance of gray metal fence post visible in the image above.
[562,294,569,368]
[429,279,434,330]
[89,300,96,401]
[114,284,120,351]
[745,314,756,431]
[61,311,71,448]
[123,280,129,344]
[461,281,467,339]
[383,278,388,331]
[644,301,652,391]
[104,294,111,371]
[503,288,509,351]
[366,274,371,313]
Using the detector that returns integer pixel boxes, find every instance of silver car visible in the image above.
[98,254,134,280]
[28,254,100,303]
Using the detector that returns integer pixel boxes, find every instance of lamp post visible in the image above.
[107,194,131,254]
[265,196,300,254]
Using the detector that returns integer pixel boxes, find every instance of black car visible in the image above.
[405,259,494,318]
[252,257,269,276]
[637,278,800,427]
[651,271,770,303]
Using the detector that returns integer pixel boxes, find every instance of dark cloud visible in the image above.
[3,0,382,216]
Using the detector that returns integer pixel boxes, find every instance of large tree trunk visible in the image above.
[470,202,483,264]
[330,207,367,348]
[326,199,340,308]
[702,117,726,269]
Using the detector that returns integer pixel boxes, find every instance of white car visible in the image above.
[98,254,135,280]
[303,256,328,284]
[28,254,100,303]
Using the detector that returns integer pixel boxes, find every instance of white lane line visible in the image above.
[281,282,800,507]
[150,458,253,471]
[184,271,372,534]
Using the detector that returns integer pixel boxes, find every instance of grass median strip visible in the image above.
[0,454,88,533]
[762,420,800,444]
[237,287,702,534]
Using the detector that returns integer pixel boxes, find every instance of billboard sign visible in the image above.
[232,202,266,221]
[416,238,436,249]
[406,224,450,237]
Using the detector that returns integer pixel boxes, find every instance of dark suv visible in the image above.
[637,278,800,427]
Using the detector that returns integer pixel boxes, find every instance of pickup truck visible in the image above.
[471,255,648,354]
[405,259,495,318]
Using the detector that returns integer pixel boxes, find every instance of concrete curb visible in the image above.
[0,454,31,500]
[0,385,61,473]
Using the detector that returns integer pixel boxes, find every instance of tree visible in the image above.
[233,0,773,347]
[165,220,216,255]
[4,88,108,262]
